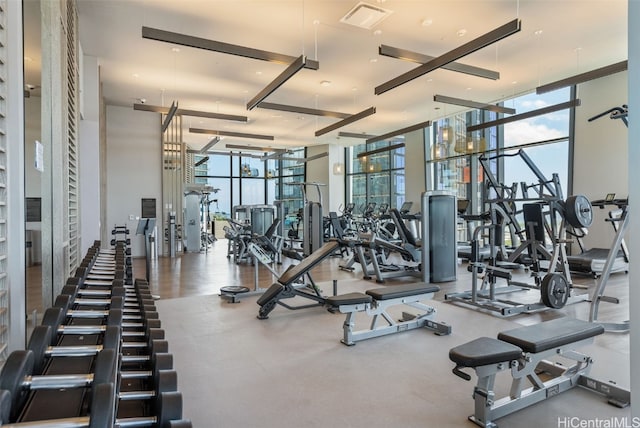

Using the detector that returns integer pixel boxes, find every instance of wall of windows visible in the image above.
[429,87,572,212]
[345,139,406,214]
[192,148,306,223]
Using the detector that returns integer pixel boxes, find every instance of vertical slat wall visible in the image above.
[0,0,9,360]
[162,115,183,256]
[64,0,79,271]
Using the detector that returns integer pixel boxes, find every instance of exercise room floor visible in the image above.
[138,240,631,428]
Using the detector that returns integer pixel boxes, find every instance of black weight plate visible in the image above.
[155,370,178,394]
[110,296,125,311]
[111,287,126,297]
[94,349,117,385]
[151,339,169,355]
[53,294,72,312]
[157,391,183,427]
[0,389,11,424]
[565,195,593,228]
[148,328,165,341]
[107,309,123,326]
[27,325,52,374]
[152,353,173,371]
[1,350,34,420]
[146,318,162,329]
[89,382,116,428]
[541,273,570,309]
[103,325,122,352]
[41,307,65,344]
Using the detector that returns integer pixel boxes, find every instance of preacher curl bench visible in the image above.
[449,318,629,427]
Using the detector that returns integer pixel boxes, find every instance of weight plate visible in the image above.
[1,350,34,421]
[89,382,115,428]
[0,389,11,424]
[27,325,52,374]
[541,273,570,309]
[94,349,117,385]
[103,325,121,352]
[157,391,183,427]
[155,370,178,394]
[565,195,593,228]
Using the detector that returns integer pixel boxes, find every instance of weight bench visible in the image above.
[257,241,340,319]
[449,318,629,428]
[325,283,451,345]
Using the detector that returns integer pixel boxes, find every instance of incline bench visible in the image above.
[257,241,339,319]
[325,282,451,345]
[449,318,629,427]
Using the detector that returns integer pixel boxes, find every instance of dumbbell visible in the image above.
[0,349,117,422]
[28,324,122,375]
[115,391,184,428]
[0,383,116,427]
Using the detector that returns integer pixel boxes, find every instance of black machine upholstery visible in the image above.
[277,241,339,286]
[366,283,439,301]
[497,317,604,353]
[449,337,522,368]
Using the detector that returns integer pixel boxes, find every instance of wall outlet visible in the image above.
[129,214,134,220]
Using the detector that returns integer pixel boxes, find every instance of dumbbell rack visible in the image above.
[0,230,192,427]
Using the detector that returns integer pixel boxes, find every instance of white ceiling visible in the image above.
[66,0,627,151]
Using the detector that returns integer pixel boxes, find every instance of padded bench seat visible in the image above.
[326,283,440,307]
[497,318,604,353]
[366,282,439,300]
[449,337,522,368]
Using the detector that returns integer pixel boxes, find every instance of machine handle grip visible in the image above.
[452,366,471,381]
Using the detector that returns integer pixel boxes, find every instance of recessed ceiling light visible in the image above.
[466,87,472,91]
[511,81,518,85]
[171,47,180,52]
[534,29,543,36]
[370,58,378,63]
[132,73,139,78]
[320,80,332,87]
[256,71,263,75]
[421,18,433,27]
[457,29,467,37]
[313,19,320,25]
[427,78,433,82]
[373,29,382,36]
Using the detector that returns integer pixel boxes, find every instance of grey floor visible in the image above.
[152,244,631,428]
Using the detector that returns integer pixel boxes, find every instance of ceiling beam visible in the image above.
[200,137,221,153]
[247,55,307,110]
[259,102,350,119]
[433,94,516,114]
[189,127,274,141]
[466,99,580,132]
[161,101,178,132]
[357,143,405,159]
[375,18,521,95]
[134,103,248,122]
[225,144,284,152]
[338,132,377,139]
[366,120,431,144]
[142,26,319,70]
[315,107,376,137]
[535,60,628,94]
[379,45,500,80]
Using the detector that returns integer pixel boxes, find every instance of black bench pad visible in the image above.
[278,241,339,286]
[497,318,604,354]
[449,337,522,367]
[326,293,373,307]
[366,283,439,301]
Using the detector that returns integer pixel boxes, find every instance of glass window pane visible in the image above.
[240,178,264,205]
[205,178,231,217]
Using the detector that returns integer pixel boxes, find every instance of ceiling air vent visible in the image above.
[340,2,393,30]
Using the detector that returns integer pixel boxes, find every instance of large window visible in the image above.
[429,87,573,218]
[346,139,406,214]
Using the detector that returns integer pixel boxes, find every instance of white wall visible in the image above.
[106,105,162,257]
[79,54,101,255]
[573,72,628,248]
[305,144,345,215]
